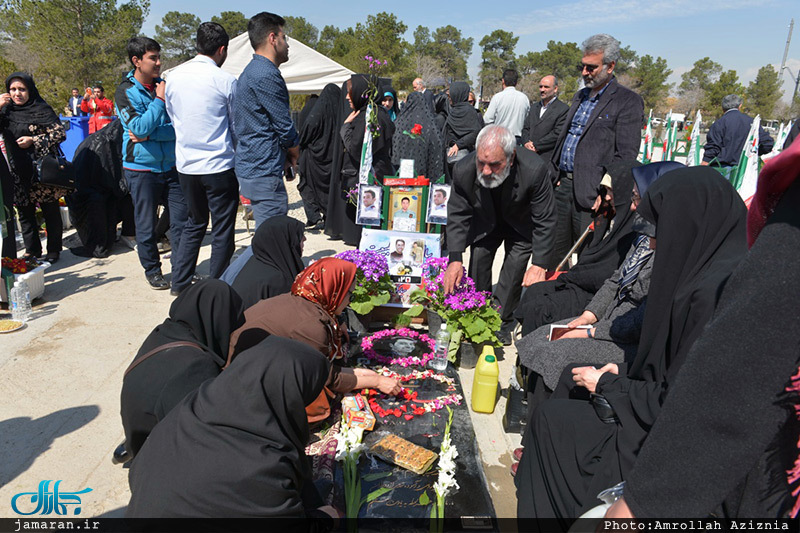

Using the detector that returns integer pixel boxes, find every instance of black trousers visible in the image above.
[171,169,239,290]
[17,201,62,257]
[1,169,16,258]
[468,227,532,328]
[549,175,593,270]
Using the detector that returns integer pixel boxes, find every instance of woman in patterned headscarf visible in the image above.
[228,257,400,410]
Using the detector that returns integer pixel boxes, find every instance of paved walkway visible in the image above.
[0,182,520,519]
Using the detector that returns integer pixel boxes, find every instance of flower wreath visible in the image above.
[361,328,436,367]
[362,367,463,420]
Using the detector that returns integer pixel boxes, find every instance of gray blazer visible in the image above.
[550,78,644,209]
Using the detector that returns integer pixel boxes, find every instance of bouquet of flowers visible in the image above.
[362,56,388,140]
[335,250,394,315]
[400,257,501,346]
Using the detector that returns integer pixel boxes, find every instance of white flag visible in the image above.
[686,110,703,166]
[358,103,374,184]
[732,114,761,201]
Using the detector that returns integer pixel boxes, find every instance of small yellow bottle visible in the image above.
[471,345,499,414]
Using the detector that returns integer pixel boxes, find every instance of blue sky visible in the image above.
[143,0,799,103]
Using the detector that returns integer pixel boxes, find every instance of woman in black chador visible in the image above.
[298,84,341,227]
[229,215,305,308]
[126,336,333,519]
[391,91,444,180]
[515,167,748,530]
[119,279,244,459]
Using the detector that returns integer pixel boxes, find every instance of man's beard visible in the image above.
[476,163,512,189]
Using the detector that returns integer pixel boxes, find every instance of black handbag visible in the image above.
[36,145,76,190]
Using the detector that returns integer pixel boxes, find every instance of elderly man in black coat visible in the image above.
[444,125,556,345]
[549,34,644,270]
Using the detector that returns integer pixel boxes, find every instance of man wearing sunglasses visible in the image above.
[549,34,643,271]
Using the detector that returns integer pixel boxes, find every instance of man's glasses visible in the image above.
[579,63,603,73]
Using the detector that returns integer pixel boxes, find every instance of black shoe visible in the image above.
[191,273,206,283]
[112,443,131,465]
[146,273,169,290]
[497,329,512,346]
[45,252,60,263]
[305,218,321,228]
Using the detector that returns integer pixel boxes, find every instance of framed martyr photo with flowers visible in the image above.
[360,228,441,307]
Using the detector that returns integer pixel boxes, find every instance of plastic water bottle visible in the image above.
[10,279,32,323]
[429,323,450,371]
[471,346,499,413]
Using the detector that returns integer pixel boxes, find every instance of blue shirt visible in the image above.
[234,55,299,199]
[559,80,613,173]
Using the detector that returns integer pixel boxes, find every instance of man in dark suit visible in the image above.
[444,125,556,344]
[413,77,435,114]
[522,75,569,163]
[549,34,644,269]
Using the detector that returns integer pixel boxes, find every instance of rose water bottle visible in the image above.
[429,323,450,371]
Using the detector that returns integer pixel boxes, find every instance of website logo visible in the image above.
[11,480,92,516]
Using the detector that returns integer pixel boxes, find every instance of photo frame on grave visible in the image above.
[383,185,426,233]
[356,184,383,227]
[425,184,450,226]
[360,228,441,307]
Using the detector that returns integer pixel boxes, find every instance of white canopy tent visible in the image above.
[166,32,353,94]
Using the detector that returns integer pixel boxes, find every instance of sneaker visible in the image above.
[146,272,169,290]
[119,235,137,251]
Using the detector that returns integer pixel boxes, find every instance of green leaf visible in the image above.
[362,486,392,504]
[350,300,374,315]
[362,471,393,482]
[406,303,424,316]
[419,491,431,506]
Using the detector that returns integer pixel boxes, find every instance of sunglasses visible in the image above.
[579,63,603,73]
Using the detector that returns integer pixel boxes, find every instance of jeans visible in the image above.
[549,174,594,270]
[249,177,288,228]
[125,168,187,277]
[171,169,239,291]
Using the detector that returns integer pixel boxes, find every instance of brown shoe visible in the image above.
[513,447,524,461]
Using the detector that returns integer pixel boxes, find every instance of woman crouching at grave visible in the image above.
[126,335,339,524]
[228,257,401,423]
[118,279,245,461]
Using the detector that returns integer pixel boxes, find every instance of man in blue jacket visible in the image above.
[115,36,187,290]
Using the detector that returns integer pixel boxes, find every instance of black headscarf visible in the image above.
[378,82,399,121]
[631,167,747,384]
[444,81,483,146]
[433,92,449,131]
[134,279,245,368]
[296,94,318,135]
[232,216,305,308]
[343,74,394,179]
[598,167,748,476]
[3,72,59,138]
[558,160,641,292]
[391,91,444,179]
[631,161,684,197]
[126,336,330,517]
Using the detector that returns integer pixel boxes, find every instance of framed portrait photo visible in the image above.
[426,184,450,225]
[386,186,424,233]
[356,185,383,226]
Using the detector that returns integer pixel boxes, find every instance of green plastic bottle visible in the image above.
[471,345,499,413]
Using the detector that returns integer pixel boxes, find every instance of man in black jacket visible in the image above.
[444,125,556,344]
[522,75,569,164]
[550,34,644,270]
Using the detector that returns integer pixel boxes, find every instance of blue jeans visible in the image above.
[171,169,239,290]
[248,177,289,228]
[125,168,187,277]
